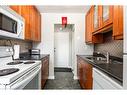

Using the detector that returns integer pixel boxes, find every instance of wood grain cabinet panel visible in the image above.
[93,5,113,34]
[20,6,31,40]
[10,6,21,14]
[85,5,123,44]
[77,56,93,89]
[93,5,103,32]
[10,5,41,42]
[113,6,123,40]
[102,6,113,28]
[85,6,103,44]
[41,56,49,89]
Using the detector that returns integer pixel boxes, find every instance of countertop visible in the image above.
[77,55,123,84]
[17,53,49,60]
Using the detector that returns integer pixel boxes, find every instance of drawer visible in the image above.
[93,68,122,89]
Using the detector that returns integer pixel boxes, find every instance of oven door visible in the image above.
[6,64,41,90]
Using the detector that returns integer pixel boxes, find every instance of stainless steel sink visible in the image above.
[86,56,106,61]
[86,56,122,64]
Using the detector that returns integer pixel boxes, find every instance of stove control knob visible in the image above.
[9,48,13,52]
[6,48,9,52]
[6,48,13,52]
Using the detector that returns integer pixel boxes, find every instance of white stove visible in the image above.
[0,46,41,90]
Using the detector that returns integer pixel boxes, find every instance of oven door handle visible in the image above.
[6,65,41,89]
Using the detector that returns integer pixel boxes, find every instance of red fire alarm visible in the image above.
[62,17,67,26]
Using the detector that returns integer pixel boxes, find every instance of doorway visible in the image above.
[54,24,74,69]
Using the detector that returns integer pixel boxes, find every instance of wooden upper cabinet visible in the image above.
[113,6,123,40]
[85,6,103,44]
[85,7,92,43]
[20,6,31,40]
[29,6,36,41]
[34,8,41,42]
[10,6,21,14]
[10,5,41,42]
[37,12,41,41]
[85,5,123,42]
[93,5,103,32]
[102,6,113,27]
[93,5,113,34]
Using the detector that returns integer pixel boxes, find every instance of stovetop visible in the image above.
[0,68,19,76]
[0,59,41,85]
[0,46,41,85]
[7,61,36,65]
[7,61,23,65]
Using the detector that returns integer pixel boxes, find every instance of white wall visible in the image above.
[33,13,93,79]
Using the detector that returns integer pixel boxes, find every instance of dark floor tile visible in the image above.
[44,71,81,89]
[54,68,72,72]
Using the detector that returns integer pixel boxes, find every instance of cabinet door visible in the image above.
[35,10,41,42]
[102,6,113,27]
[77,57,93,89]
[29,6,36,41]
[93,5,102,31]
[113,6,123,40]
[85,9,92,43]
[83,61,93,89]
[20,6,31,40]
[77,57,80,79]
[34,9,39,41]
[37,12,41,41]
[94,5,98,31]
[10,6,21,14]
[41,56,49,89]
[85,6,103,44]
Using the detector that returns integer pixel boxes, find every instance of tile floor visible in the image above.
[44,68,81,89]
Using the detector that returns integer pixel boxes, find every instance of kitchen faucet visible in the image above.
[105,52,110,63]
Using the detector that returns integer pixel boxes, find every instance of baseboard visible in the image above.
[74,76,78,80]
[48,76,55,79]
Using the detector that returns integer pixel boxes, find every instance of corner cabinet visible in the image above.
[77,56,93,89]
[10,6,41,42]
[85,6,103,44]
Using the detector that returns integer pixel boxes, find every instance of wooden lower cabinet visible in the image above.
[41,55,49,89]
[77,56,93,89]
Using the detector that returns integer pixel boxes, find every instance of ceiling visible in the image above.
[36,6,90,13]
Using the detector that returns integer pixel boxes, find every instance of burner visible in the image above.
[24,61,35,64]
[0,68,19,76]
[7,61,23,65]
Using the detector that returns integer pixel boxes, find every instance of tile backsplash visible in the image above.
[94,31,123,58]
[0,39,32,53]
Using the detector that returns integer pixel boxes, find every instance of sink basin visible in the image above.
[86,56,122,64]
[86,56,106,61]
[86,56,107,64]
